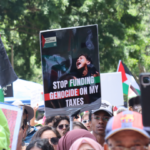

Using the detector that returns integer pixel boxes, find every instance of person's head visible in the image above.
[90,100,113,136]
[76,54,91,70]
[45,116,56,127]
[104,111,149,150]
[12,101,34,149]
[116,107,127,114]
[73,121,88,130]
[12,100,34,122]
[73,114,81,122]
[53,116,70,137]
[129,96,142,113]
[69,137,103,150]
[81,112,91,131]
[26,138,54,150]
[31,126,60,150]
[57,129,96,150]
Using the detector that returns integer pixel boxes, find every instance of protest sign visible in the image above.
[31,87,44,107]
[0,102,23,150]
[40,25,101,116]
[101,72,123,106]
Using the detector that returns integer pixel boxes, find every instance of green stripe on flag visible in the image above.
[136,89,140,95]
[44,42,57,48]
[94,76,100,84]
[123,83,140,95]
[123,83,129,95]
[0,89,4,102]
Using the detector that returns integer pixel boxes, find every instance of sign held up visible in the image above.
[40,25,101,116]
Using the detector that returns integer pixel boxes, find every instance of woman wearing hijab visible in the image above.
[57,129,96,150]
[69,137,103,150]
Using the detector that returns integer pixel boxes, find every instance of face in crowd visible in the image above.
[82,114,91,131]
[17,109,28,150]
[104,111,150,150]
[76,55,90,70]
[91,110,110,136]
[31,126,60,150]
[105,130,149,150]
[41,129,57,150]
[26,139,54,150]
[56,119,69,137]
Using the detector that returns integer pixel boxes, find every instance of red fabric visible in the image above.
[112,111,143,130]
[112,113,122,130]
[118,61,127,82]
[132,112,143,129]
[113,106,118,111]
[41,35,45,48]
[42,115,46,125]
[57,129,96,150]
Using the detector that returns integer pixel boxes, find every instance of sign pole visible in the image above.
[70,115,73,131]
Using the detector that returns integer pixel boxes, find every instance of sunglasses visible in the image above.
[49,137,59,145]
[58,124,69,129]
[82,120,90,124]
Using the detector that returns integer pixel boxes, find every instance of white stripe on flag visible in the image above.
[124,74,140,90]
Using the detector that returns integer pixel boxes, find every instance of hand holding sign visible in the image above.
[33,104,39,113]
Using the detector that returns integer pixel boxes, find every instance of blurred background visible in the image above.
[1,0,150,85]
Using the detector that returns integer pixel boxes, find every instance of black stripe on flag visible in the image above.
[122,61,132,76]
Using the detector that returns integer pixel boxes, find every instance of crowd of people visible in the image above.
[3,95,149,150]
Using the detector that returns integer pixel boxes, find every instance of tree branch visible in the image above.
[0,27,38,36]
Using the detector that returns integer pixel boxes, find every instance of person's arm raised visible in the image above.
[30,104,39,126]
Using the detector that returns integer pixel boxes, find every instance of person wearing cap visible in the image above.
[90,100,113,146]
[12,100,34,124]
[104,110,149,150]
[12,100,36,145]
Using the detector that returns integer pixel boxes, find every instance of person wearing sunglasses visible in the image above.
[26,138,54,150]
[90,100,113,147]
[53,116,70,137]
[104,111,149,150]
[31,126,61,150]
[81,112,91,131]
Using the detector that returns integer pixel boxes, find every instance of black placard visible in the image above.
[40,25,101,116]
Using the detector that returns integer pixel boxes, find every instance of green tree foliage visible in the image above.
[0,0,150,83]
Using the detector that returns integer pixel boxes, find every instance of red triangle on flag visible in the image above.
[113,106,118,111]
[118,61,127,82]
[41,35,46,48]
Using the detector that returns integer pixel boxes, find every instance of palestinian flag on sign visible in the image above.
[117,60,140,95]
